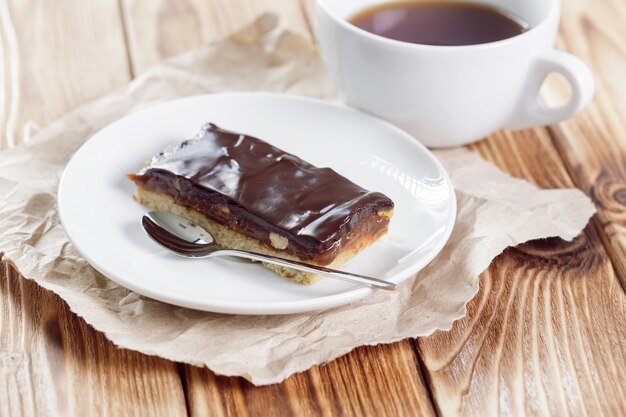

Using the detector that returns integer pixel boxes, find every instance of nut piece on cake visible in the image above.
[128,123,394,284]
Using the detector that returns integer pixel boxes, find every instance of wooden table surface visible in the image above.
[1,1,625,416]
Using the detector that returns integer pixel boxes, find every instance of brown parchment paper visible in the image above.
[0,14,596,385]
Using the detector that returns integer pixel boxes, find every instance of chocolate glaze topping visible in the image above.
[129,123,394,256]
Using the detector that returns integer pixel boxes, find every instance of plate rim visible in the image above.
[58,92,457,314]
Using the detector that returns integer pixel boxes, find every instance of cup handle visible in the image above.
[506,49,595,130]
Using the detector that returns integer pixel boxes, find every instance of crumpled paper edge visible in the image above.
[0,15,597,385]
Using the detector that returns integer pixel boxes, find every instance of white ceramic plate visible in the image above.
[58,93,456,315]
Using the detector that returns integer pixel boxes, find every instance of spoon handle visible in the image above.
[213,249,397,291]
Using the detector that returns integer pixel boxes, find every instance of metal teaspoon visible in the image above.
[141,211,397,291]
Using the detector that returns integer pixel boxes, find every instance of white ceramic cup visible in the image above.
[316,0,595,148]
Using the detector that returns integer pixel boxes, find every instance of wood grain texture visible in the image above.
[417,128,626,417]
[0,1,188,416]
[0,0,130,149]
[3,1,624,417]
[418,233,626,417]
[1,261,188,417]
[120,0,313,74]
[543,0,626,290]
[183,342,436,417]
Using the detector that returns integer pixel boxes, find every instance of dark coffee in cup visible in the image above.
[317,0,594,146]
[349,1,528,46]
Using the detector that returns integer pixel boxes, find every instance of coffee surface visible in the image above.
[349,1,527,46]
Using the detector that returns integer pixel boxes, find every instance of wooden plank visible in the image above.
[120,0,313,74]
[120,2,438,416]
[0,1,188,415]
[184,342,436,417]
[0,0,131,149]
[418,129,626,417]
[542,0,626,290]
[1,262,188,417]
[417,234,626,417]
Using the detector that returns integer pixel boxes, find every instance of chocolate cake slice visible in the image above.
[128,123,394,283]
